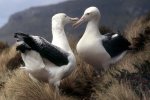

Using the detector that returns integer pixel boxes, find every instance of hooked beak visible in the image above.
[70,17,79,24]
[73,15,86,28]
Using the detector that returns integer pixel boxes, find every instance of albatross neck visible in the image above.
[52,22,72,52]
[84,18,101,38]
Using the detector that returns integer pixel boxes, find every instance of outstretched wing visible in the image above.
[14,33,69,66]
[38,37,69,66]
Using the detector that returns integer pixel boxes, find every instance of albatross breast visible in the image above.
[77,36,111,66]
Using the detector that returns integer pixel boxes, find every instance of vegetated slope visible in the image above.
[0,0,150,44]
[0,14,150,99]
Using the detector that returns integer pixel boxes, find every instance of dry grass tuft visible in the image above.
[125,15,150,51]
[0,70,73,100]
[111,61,150,98]
[0,45,22,90]
[60,54,94,99]
[93,83,140,100]
[0,45,21,71]
[0,41,8,53]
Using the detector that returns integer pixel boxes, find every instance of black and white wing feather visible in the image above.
[102,33,131,57]
[14,33,69,66]
[35,37,69,66]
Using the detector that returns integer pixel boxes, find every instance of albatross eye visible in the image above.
[86,13,90,15]
[65,15,67,17]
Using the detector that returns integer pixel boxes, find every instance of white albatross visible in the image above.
[73,7,131,75]
[14,13,78,90]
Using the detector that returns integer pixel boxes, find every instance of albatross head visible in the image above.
[52,13,79,26]
[73,6,101,27]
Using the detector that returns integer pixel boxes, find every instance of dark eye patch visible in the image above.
[86,13,90,15]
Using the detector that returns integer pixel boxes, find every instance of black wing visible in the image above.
[16,42,31,53]
[102,34,131,58]
[37,37,69,66]
[14,33,69,66]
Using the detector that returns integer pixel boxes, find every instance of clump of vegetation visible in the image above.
[1,70,73,100]
[60,56,94,99]
[131,27,150,51]
[0,41,8,53]
[93,83,140,100]
[113,61,150,98]
[0,44,22,90]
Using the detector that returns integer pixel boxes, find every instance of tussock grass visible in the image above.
[0,70,73,100]
[0,15,149,100]
[0,42,8,53]
[93,83,140,100]
[60,55,94,99]
[0,44,21,90]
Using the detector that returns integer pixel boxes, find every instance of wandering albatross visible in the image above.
[73,7,131,75]
[14,13,78,90]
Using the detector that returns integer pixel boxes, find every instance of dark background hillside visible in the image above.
[0,0,150,44]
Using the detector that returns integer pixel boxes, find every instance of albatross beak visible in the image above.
[70,17,79,24]
[73,15,86,28]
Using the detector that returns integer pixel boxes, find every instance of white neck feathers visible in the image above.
[84,17,101,38]
[51,20,71,52]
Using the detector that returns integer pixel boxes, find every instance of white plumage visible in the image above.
[74,7,131,75]
[15,13,78,90]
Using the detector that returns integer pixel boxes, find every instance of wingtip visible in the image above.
[14,32,29,38]
[14,33,19,38]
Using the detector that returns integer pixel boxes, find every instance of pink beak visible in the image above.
[73,15,86,28]
[70,17,79,24]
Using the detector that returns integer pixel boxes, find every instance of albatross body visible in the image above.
[15,13,78,89]
[74,7,131,74]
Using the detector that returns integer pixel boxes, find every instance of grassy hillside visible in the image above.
[0,15,149,100]
[0,0,150,44]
